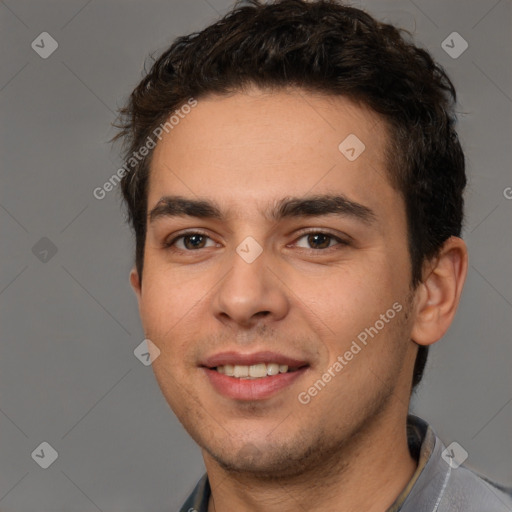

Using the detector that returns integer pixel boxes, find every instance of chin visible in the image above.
[205,436,320,479]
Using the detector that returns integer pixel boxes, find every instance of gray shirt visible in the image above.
[179,414,512,511]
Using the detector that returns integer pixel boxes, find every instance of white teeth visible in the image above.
[233,365,249,378]
[215,363,293,378]
[249,363,267,378]
[266,363,280,376]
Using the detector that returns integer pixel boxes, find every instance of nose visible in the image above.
[211,243,289,329]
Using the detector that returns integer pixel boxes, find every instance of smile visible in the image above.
[215,363,302,379]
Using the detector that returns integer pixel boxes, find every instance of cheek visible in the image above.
[139,268,196,338]
[292,264,396,329]
[139,264,218,371]
[291,260,409,370]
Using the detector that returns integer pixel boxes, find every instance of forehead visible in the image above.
[147,88,397,220]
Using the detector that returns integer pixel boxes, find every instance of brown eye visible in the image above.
[164,232,216,251]
[182,234,207,250]
[307,233,331,249]
[295,232,345,250]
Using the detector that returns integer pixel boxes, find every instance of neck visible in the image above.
[204,409,418,512]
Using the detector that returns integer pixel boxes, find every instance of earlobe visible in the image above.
[411,236,468,347]
[129,267,142,301]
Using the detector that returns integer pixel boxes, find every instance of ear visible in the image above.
[129,266,142,303]
[411,236,468,346]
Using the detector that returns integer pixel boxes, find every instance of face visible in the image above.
[131,87,419,477]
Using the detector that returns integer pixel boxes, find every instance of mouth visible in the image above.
[214,362,304,379]
[200,351,310,400]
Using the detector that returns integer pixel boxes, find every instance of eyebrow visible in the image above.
[148,194,376,225]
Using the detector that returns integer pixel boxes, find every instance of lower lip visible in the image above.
[202,367,308,401]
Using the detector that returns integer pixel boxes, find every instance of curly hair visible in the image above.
[113,0,466,393]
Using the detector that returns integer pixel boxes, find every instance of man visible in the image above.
[114,0,512,510]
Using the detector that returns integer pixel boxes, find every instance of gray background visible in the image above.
[1,0,511,510]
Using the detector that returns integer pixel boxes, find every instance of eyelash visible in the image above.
[162,229,349,253]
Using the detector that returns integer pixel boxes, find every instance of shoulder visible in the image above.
[438,465,512,511]
[403,416,512,512]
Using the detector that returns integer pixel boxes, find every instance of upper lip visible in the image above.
[201,351,309,368]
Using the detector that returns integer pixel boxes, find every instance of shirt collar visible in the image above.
[387,414,436,511]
